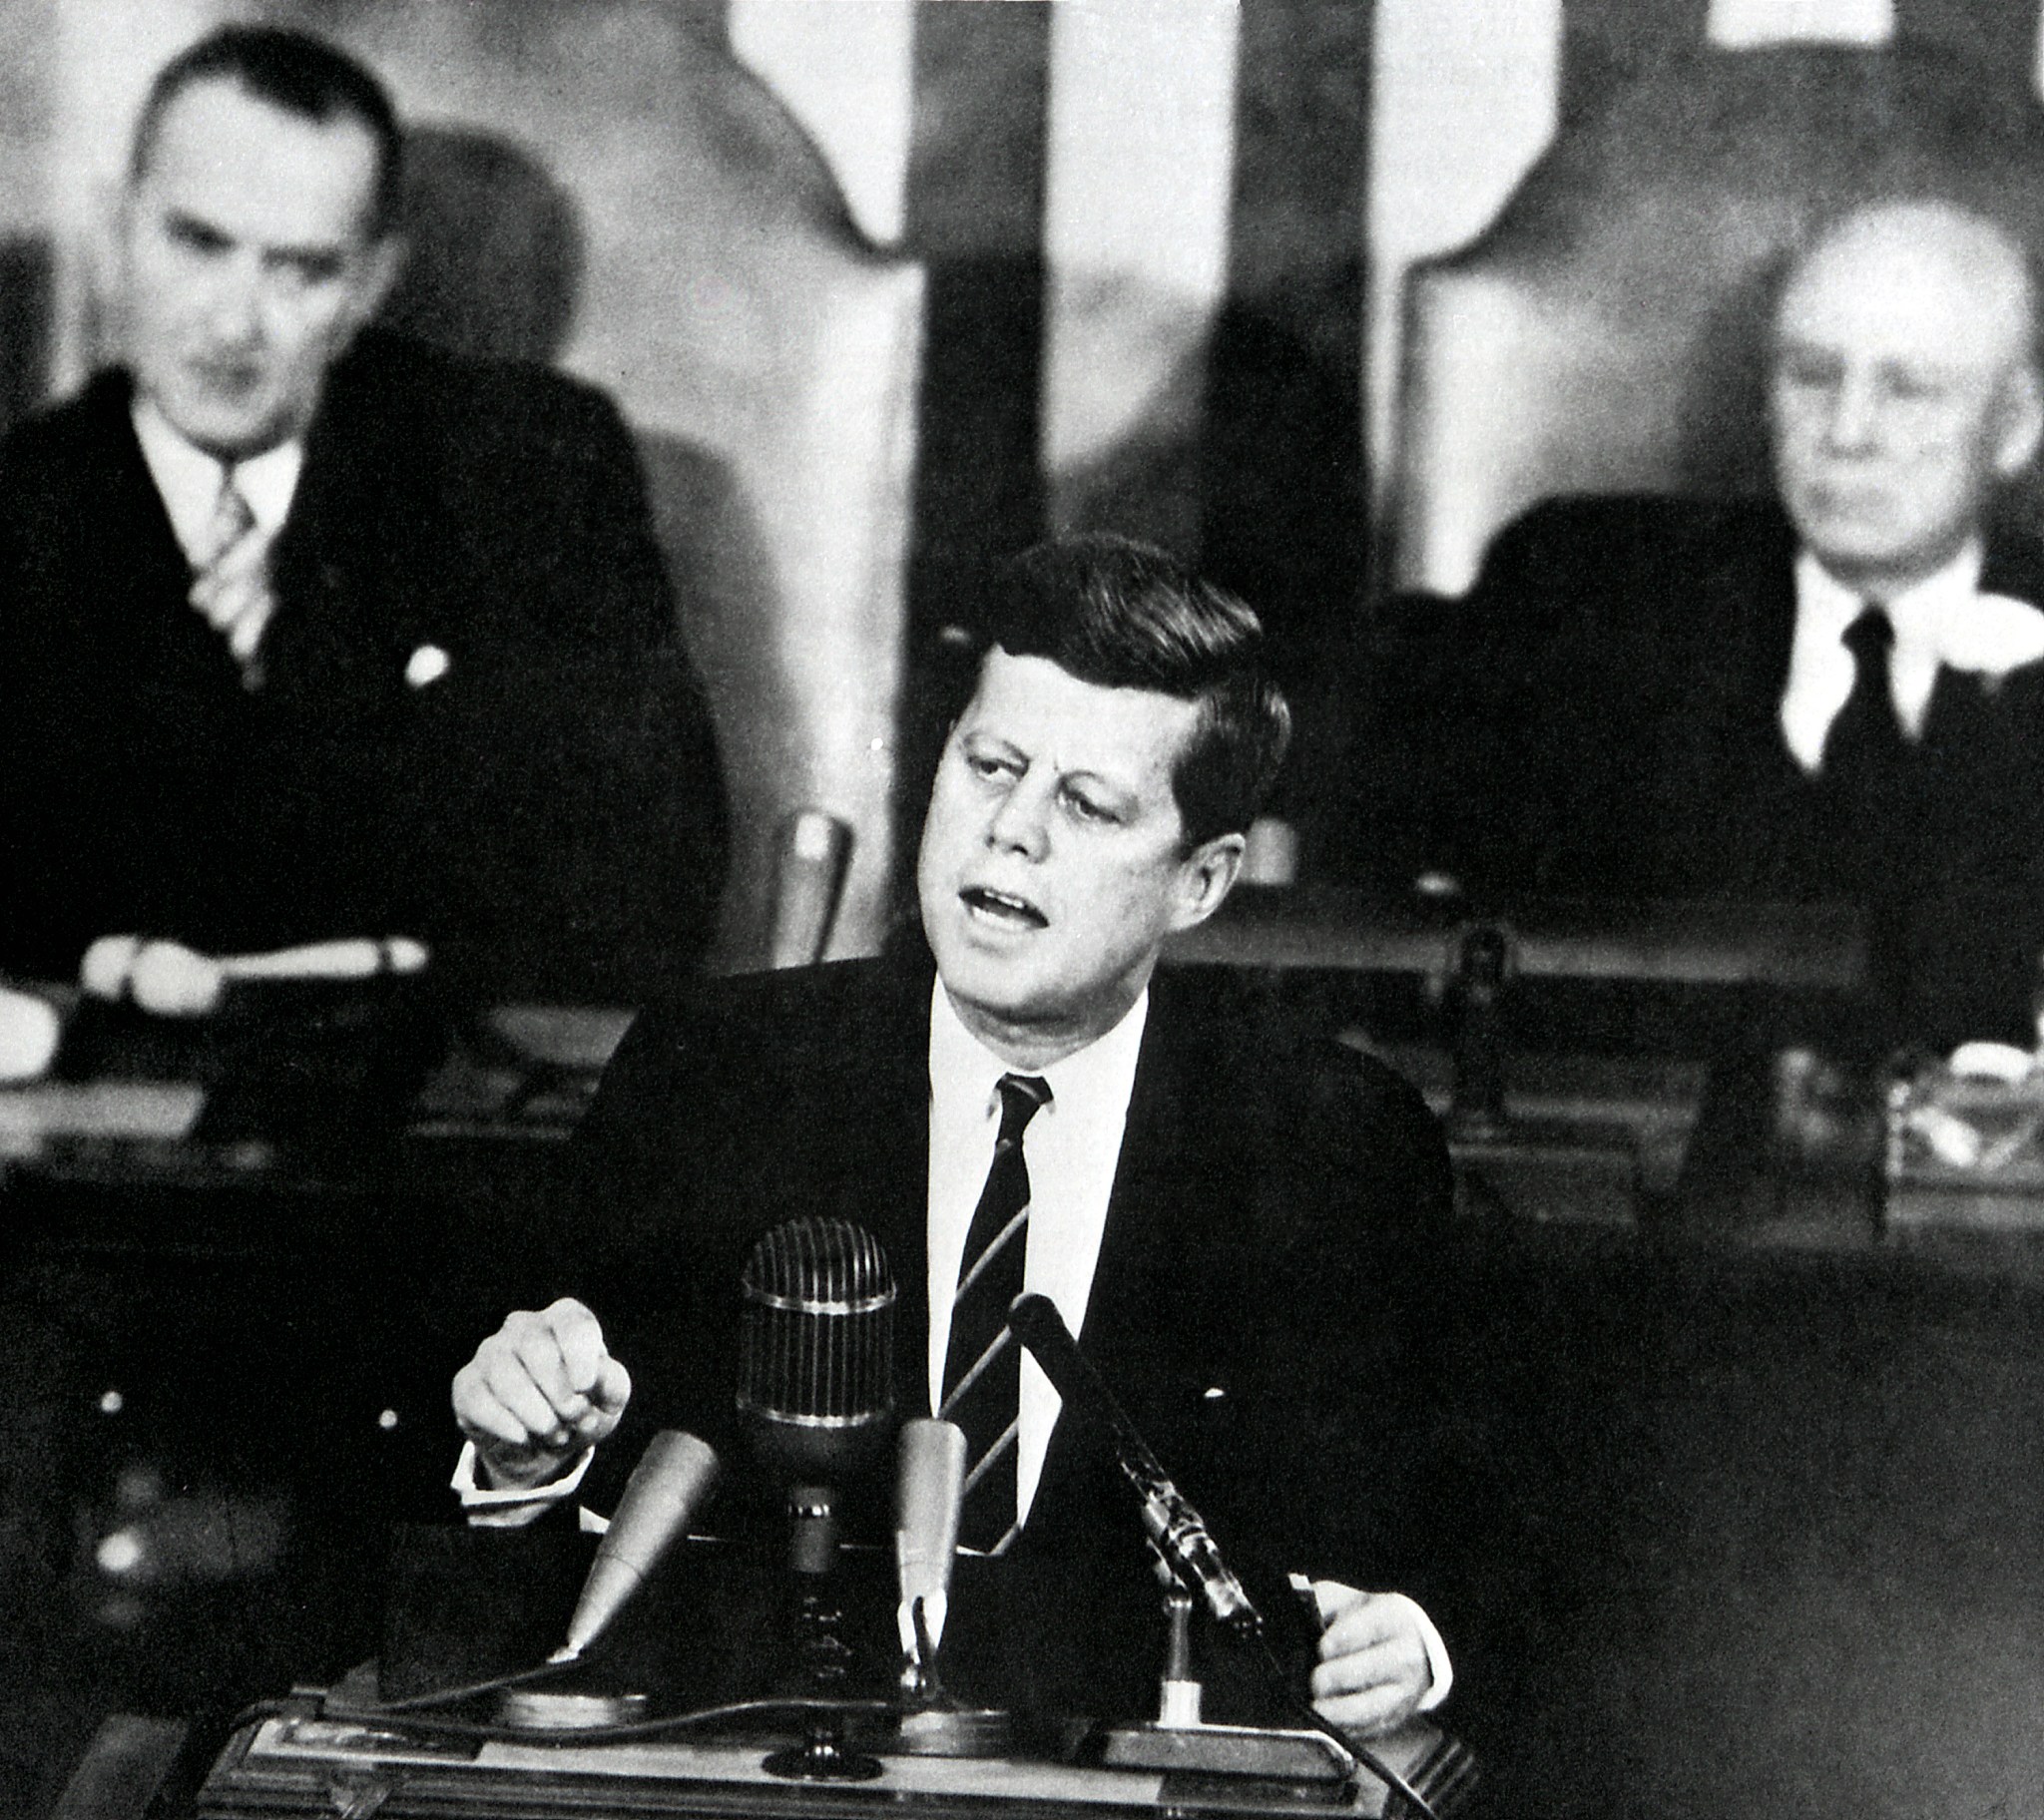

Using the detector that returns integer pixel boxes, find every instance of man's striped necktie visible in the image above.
[939,1072,1051,1556]
[189,469,275,688]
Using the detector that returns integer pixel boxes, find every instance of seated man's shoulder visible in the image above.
[1985,521,2044,607]
[0,369,138,484]
[1151,970,1451,1213]
[314,330,676,647]
[0,376,168,615]
[323,328,623,448]
[1478,491,1788,592]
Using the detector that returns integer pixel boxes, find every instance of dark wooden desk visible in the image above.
[16,958,2044,1820]
[1166,886,1865,991]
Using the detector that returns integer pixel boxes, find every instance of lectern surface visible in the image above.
[190,1698,1461,1820]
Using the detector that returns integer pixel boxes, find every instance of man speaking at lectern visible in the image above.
[452,536,1476,1742]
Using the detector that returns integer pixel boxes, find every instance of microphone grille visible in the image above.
[737,1217,896,1432]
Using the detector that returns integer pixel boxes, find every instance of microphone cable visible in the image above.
[312,1689,900,1747]
[344,1655,580,1716]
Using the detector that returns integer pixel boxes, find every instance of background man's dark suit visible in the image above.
[1421,495,2044,1044]
[0,327,729,1002]
[520,948,1519,1732]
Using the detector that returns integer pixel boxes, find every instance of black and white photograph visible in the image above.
[4,3,2044,1816]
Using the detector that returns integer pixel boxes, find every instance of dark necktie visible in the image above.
[939,1073,1051,1555]
[1820,602,1906,778]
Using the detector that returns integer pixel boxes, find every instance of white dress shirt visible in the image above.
[1779,542,2044,773]
[131,399,303,563]
[924,978,1148,1528]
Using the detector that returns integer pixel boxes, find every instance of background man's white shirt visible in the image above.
[132,396,301,560]
[1780,542,2044,771]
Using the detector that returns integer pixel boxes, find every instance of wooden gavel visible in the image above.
[80,934,429,1018]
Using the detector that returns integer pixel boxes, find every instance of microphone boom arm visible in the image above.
[1007,1296,1465,1820]
[1005,1294,1260,1635]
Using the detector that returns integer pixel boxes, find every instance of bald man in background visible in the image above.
[1434,198,2044,1046]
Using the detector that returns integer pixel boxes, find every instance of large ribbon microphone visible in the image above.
[736,1216,897,1495]
[1005,1292,1260,1636]
[555,1430,723,1662]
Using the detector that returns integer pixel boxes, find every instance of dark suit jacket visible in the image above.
[545,950,1500,1728]
[0,330,728,1003]
[1431,495,2044,1045]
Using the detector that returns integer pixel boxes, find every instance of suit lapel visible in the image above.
[1028,985,1198,1511]
[1704,503,1799,752]
[77,377,237,687]
[1980,525,2044,607]
[1081,991,1191,1366]
[260,357,418,714]
[842,957,935,1410]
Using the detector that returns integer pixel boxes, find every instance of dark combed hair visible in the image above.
[131,26,403,237]
[983,535,1292,846]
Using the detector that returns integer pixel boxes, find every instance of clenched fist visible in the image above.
[452,1298,632,1490]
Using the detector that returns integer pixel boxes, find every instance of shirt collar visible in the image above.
[131,396,304,561]
[928,979,1152,1116]
[1796,540,2044,678]
[1795,540,1980,634]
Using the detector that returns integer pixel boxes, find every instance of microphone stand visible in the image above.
[1007,1296,1464,1819]
[764,1482,882,1781]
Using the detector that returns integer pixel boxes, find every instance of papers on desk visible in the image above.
[1885,1062,2044,1234]
[0,1080,205,1158]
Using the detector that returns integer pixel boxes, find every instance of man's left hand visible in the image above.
[1308,1586,1433,1739]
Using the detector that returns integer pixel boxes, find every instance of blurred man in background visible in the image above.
[0,24,728,1004]
[1438,197,2044,1045]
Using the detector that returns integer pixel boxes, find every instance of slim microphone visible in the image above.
[891,1416,1012,1760]
[894,1417,967,1677]
[555,1430,722,1661]
[1006,1292,1260,1635]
